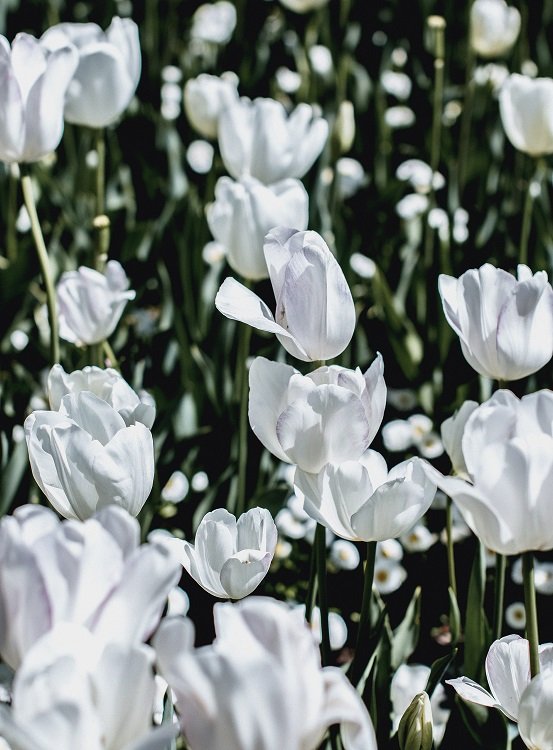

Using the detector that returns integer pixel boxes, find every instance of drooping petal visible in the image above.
[485,635,530,721]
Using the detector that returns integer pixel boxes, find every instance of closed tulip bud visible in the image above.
[439,263,553,381]
[151,507,278,600]
[470,0,521,58]
[0,33,78,163]
[206,176,309,280]
[57,260,135,345]
[334,100,356,154]
[218,97,328,184]
[25,391,154,520]
[499,74,553,156]
[398,693,433,750]
[183,72,239,139]
[249,355,386,474]
[41,17,141,128]
[191,1,237,45]
[215,227,355,362]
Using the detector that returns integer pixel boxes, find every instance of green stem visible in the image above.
[102,340,119,370]
[7,168,17,263]
[349,540,377,685]
[20,168,60,365]
[305,541,318,624]
[446,496,458,598]
[315,523,331,666]
[235,319,252,518]
[492,553,506,642]
[94,128,110,271]
[522,552,540,678]
[519,173,534,267]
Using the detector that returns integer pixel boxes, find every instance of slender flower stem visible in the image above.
[519,173,534,268]
[20,167,60,365]
[235,316,252,518]
[523,552,540,678]
[491,553,506,642]
[446,496,457,598]
[7,168,17,264]
[94,128,110,271]
[305,541,318,624]
[349,541,377,685]
[428,17,446,175]
[315,523,331,666]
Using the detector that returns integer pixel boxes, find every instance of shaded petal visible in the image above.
[485,635,529,721]
[220,550,272,599]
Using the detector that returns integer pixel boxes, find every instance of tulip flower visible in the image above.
[470,0,520,58]
[0,33,78,163]
[398,693,433,750]
[446,635,553,722]
[190,1,237,44]
[295,451,437,542]
[215,227,356,362]
[41,17,141,128]
[437,389,553,555]
[518,669,553,750]
[47,364,155,428]
[278,0,330,14]
[439,263,553,381]
[0,504,181,669]
[218,97,328,184]
[499,74,553,156]
[151,507,277,599]
[154,597,377,750]
[206,176,309,280]
[0,624,177,750]
[25,390,154,520]
[57,260,135,345]
[391,665,450,745]
[183,72,239,139]
[249,355,386,474]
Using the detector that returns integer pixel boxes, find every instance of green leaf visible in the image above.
[391,586,421,669]
[0,440,29,517]
[464,542,490,682]
[448,586,461,646]
[424,648,458,699]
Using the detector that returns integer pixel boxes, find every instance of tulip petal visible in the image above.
[248,357,298,464]
[220,550,272,599]
[320,669,377,750]
[236,507,277,554]
[0,44,25,162]
[485,635,530,721]
[445,677,498,709]
[518,670,553,750]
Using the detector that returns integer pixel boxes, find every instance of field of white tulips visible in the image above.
[1,0,553,748]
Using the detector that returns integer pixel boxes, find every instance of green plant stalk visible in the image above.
[522,552,540,678]
[350,540,377,685]
[20,168,60,365]
[7,168,17,263]
[491,553,506,642]
[519,173,534,268]
[446,496,458,598]
[235,320,252,518]
[305,541,318,624]
[315,523,331,666]
[94,128,110,271]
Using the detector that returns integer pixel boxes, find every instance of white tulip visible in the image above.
[518,669,553,750]
[295,451,436,542]
[25,390,154,520]
[154,597,376,750]
[438,389,553,555]
[190,1,237,44]
[249,355,386,473]
[57,260,135,345]
[0,624,177,750]
[447,635,553,722]
[48,364,155,428]
[499,74,553,156]
[439,263,553,381]
[392,665,450,746]
[0,33,78,163]
[470,0,520,58]
[278,0,330,13]
[218,97,328,184]
[0,504,181,669]
[206,176,308,280]
[151,507,277,599]
[440,400,478,479]
[183,72,239,139]
[215,227,355,362]
[41,17,141,128]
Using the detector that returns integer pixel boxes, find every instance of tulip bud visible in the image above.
[183,72,239,139]
[398,692,433,750]
[470,0,520,59]
[499,74,553,156]
[333,100,356,155]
